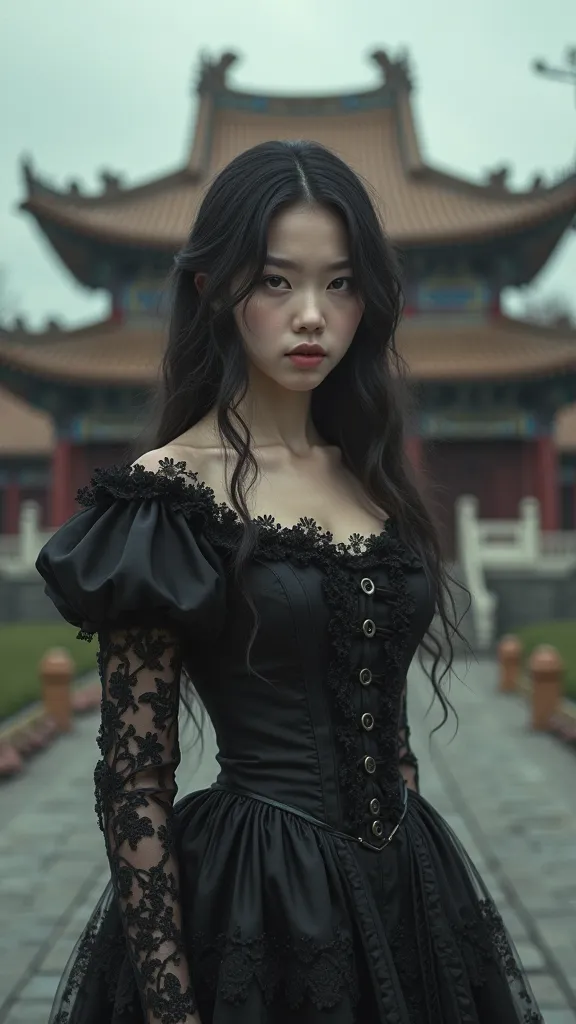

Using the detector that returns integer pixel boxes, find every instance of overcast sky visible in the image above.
[0,0,574,329]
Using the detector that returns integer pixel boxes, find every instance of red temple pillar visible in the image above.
[405,436,423,477]
[534,435,559,531]
[3,481,21,534]
[50,439,75,527]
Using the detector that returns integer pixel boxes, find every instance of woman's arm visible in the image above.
[397,680,419,793]
[96,625,201,1024]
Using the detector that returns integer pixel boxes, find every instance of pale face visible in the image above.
[233,203,364,392]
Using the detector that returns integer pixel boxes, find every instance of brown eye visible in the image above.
[329,277,354,292]
[263,275,289,289]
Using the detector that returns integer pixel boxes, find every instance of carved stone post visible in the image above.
[528,644,563,730]
[497,635,522,693]
[39,648,75,732]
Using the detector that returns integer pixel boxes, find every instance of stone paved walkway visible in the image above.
[0,657,575,1024]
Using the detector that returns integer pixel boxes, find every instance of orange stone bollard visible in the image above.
[528,644,564,731]
[497,635,523,693]
[39,647,75,732]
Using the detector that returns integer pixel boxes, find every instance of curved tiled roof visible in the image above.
[2,315,576,387]
[21,53,576,251]
[0,386,54,455]
[400,316,576,380]
[0,322,160,385]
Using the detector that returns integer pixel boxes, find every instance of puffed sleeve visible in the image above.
[36,471,225,1024]
[36,490,225,638]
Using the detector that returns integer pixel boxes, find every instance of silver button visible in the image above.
[361,713,375,731]
[369,798,381,814]
[362,619,376,638]
[372,820,384,838]
[363,755,376,774]
[359,668,372,686]
[360,577,375,595]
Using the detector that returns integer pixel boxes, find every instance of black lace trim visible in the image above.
[78,459,420,832]
[191,926,358,1011]
[76,458,422,566]
[95,626,197,1023]
[49,917,358,1021]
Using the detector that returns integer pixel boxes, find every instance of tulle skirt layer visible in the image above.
[49,788,543,1024]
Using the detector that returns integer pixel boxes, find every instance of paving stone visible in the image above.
[3,1003,55,1024]
[514,940,547,972]
[528,972,571,1008]
[18,974,61,1002]
[39,937,75,974]
[0,961,33,1004]
[499,906,528,942]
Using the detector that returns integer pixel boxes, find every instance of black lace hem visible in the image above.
[191,926,358,1010]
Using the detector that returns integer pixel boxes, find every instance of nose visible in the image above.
[292,291,326,333]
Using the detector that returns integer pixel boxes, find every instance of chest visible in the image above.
[194,447,386,546]
[248,461,386,545]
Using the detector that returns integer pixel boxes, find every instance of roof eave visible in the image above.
[21,188,576,259]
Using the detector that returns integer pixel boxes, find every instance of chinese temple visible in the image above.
[2,49,576,552]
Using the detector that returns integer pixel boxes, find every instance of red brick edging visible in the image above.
[0,681,101,780]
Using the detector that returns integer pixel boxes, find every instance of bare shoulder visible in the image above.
[132,437,226,498]
[131,445,194,475]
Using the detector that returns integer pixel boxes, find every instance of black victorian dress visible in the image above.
[36,460,542,1024]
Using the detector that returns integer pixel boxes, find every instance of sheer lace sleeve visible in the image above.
[95,625,198,1024]
[398,679,419,793]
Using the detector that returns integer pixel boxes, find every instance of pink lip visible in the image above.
[288,353,325,369]
[288,343,326,356]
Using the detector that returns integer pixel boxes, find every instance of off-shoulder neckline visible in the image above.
[77,458,402,560]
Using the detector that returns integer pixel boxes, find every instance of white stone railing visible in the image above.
[455,496,498,651]
[456,494,576,651]
[0,501,55,577]
[475,496,541,568]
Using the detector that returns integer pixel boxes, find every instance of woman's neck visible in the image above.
[234,368,324,455]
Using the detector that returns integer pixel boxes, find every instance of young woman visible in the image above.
[37,140,542,1024]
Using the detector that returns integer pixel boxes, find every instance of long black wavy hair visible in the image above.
[145,139,465,734]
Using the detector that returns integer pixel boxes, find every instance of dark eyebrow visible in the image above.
[265,256,352,272]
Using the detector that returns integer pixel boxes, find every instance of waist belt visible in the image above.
[210,781,408,853]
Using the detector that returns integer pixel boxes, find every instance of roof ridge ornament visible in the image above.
[99,171,124,195]
[370,49,413,91]
[197,51,239,94]
[485,165,510,191]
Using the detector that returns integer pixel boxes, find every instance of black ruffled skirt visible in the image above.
[49,788,542,1024]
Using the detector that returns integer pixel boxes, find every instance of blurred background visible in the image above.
[1,1,576,1022]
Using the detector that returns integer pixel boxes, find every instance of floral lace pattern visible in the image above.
[191,926,358,1011]
[95,626,197,1023]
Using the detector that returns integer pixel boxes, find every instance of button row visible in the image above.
[369,795,382,837]
[360,576,381,840]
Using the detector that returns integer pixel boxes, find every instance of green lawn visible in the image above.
[0,623,99,722]
[515,621,576,701]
